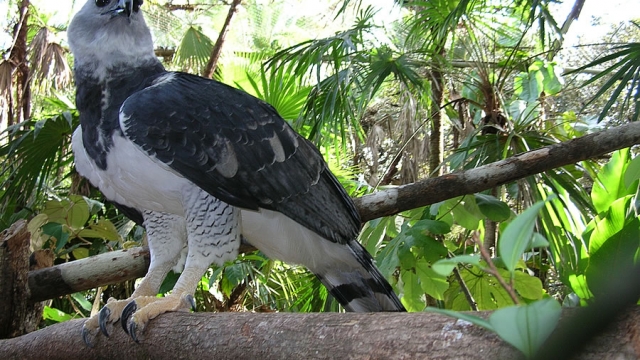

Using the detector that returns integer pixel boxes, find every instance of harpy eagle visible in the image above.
[68,0,405,343]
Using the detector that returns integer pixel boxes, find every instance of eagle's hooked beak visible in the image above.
[109,0,143,18]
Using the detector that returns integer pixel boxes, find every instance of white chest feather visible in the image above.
[72,127,190,215]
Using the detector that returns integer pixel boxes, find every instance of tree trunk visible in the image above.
[428,50,446,176]
[202,0,242,78]
[7,0,31,126]
[0,221,52,338]
[1,307,639,359]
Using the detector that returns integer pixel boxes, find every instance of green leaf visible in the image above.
[159,271,180,294]
[432,255,481,276]
[499,198,551,274]
[77,218,122,241]
[71,292,93,312]
[400,270,425,311]
[41,222,70,253]
[589,196,633,254]
[568,274,593,301]
[475,194,511,222]
[415,259,449,300]
[489,299,561,358]
[592,149,633,213]
[72,247,89,259]
[624,155,640,189]
[411,219,451,235]
[67,195,90,230]
[447,266,513,310]
[43,306,74,323]
[586,217,640,299]
[511,271,544,301]
[451,200,481,230]
[43,199,71,224]
[528,233,550,251]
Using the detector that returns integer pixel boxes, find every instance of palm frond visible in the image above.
[0,107,78,212]
[173,25,215,73]
[567,42,640,122]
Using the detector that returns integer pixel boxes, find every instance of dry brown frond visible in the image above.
[29,27,72,93]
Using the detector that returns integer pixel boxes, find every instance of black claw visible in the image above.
[121,301,137,334]
[81,325,94,347]
[98,306,111,337]
[186,294,196,312]
[128,320,140,343]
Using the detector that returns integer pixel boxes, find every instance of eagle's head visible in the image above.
[68,0,155,78]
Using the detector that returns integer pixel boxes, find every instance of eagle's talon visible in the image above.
[186,294,196,312]
[121,301,138,334]
[128,319,140,343]
[81,324,95,347]
[98,306,112,337]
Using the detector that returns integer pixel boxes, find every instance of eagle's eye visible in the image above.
[95,0,111,7]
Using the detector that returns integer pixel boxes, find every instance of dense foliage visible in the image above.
[1,0,639,357]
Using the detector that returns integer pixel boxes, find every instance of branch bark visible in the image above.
[355,120,640,221]
[1,307,639,359]
[22,121,640,302]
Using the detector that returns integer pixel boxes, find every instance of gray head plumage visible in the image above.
[68,0,156,77]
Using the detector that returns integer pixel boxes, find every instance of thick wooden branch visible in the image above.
[22,121,640,302]
[1,308,639,359]
[355,121,640,221]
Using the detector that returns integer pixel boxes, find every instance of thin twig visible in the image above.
[452,265,478,311]
[475,239,520,305]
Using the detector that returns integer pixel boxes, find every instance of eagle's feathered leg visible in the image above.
[81,211,186,346]
[122,189,241,342]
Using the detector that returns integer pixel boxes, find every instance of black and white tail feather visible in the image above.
[317,241,405,312]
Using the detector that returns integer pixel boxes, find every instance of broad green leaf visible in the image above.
[42,222,70,253]
[72,247,89,260]
[411,219,451,235]
[359,218,388,255]
[376,240,400,277]
[541,62,563,95]
[43,199,71,224]
[568,274,593,301]
[401,270,425,312]
[489,299,561,358]
[592,149,632,213]
[511,271,544,301]
[67,195,90,230]
[415,259,449,300]
[475,193,511,222]
[451,200,481,230]
[77,218,122,241]
[528,233,550,251]
[409,234,449,263]
[71,292,92,312]
[432,255,481,276]
[624,155,640,189]
[586,218,640,299]
[43,306,74,323]
[447,266,513,310]
[589,196,633,254]
[27,213,49,235]
[499,199,550,274]
[159,271,180,294]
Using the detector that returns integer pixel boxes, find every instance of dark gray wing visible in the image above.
[120,72,360,243]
